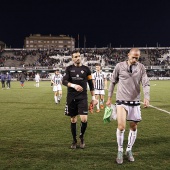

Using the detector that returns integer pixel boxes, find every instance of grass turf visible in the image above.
[0,80,170,169]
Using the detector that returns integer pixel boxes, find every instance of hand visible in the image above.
[143,98,149,108]
[74,85,83,92]
[89,100,98,113]
[106,99,111,107]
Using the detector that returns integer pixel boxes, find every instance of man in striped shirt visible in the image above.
[106,48,150,164]
[51,69,63,104]
[92,63,107,112]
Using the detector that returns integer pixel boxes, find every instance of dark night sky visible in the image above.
[0,0,170,48]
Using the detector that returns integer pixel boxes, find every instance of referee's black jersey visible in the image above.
[62,64,93,102]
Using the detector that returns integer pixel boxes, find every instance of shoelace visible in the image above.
[118,151,123,159]
[127,151,133,157]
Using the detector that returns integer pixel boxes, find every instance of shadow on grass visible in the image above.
[0,137,169,169]
[0,139,114,162]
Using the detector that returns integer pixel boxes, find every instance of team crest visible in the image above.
[81,70,84,74]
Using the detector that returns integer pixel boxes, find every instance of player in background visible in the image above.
[50,73,55,87]
[62,51,97,149]
[51,69,63,104]
[1,72,6,89]
[6,72,12,89]
[19,72,26,88]
[92,63,107,112]
[35,73,40,87]
[106,48,150,164]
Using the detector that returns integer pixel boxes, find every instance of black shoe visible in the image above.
[58,100,60,103]
[79,137,85,149]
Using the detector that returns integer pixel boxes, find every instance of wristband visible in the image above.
[70,84,76,88]
[92,96,95,100]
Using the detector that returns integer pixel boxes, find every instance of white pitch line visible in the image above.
[113,91,169,114]
[141,102,170,114]
[148,105,170,114]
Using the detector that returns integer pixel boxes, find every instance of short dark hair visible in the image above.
[72,50,80,57]
[56,69,59,71]
[72,50,80,54]
[96,63,101,66]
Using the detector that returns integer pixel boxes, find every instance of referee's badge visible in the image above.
[81,70,84,74]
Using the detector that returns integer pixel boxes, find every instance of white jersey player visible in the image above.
[35,73,40,87]
[51,69,63,104]
[92,63,107,112]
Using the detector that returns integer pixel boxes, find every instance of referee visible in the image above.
[62,51,97,149]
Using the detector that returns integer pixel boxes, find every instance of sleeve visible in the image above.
[87,67,94,91]
[61,74,63,80]
[108,64,119,97]
[60,74,63,84]
[62,66,70,86]
[141,65,150,100]
[53,75,55,83]
[92,73,95,80]
[103,72,107,79]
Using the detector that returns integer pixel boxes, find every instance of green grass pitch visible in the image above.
[0,80,170,169]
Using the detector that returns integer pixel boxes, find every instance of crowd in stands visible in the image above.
[145,49,170,66]
[0,48,170,78]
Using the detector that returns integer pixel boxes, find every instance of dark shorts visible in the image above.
[64,98,88,117]
[20,81,24,84]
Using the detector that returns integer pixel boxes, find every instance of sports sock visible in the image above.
[116,128,125,152]
[58,95,62,100]
[54,96,58,103]
[126,129,137,151]
[100,99,104,105]
[80,121,87,138]
[96,99,100,110]
[71,122,77,142]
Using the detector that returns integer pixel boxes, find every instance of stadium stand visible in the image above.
[0,47,170,79]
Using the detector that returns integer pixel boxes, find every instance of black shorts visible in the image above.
[64,98,88,117]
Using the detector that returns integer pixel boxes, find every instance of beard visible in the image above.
[75,60,81,65]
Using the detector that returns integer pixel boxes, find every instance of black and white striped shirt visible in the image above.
[92,71,106,90]
[53,74,63,85]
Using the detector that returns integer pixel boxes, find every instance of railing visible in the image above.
[0,65,170,71]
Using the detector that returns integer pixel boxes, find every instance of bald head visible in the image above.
[129,48,140,56]
[128,48,140,65]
